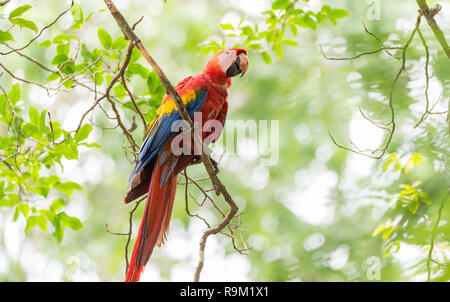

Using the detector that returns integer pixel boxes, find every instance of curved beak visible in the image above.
[238,53,249,77]
[226,53,249,78]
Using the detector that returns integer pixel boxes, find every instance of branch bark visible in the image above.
[103,0,239,282]
[416,0,450,60]
[0,0,11,7]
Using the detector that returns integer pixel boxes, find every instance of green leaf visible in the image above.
[372,220,392,237]
[97,28,112,49]
[262,51,272,64]
[58,212,83,230]
[60,61,76,75]
[85,12,95,23]
[38,40,52,48]
[372,225,386,237]
[8,4,32,19]
[41,175,60,187]
[13,207,20,222]
[382,154,399,172]
[290,24,298,37]
[74,124,92,142]
[112,36,128,50]
[248,43,262,50]
[10,18,38,33]
[80,142,102,148]
[404,153,426,174]
[114,84,127,100]
[56,43,70,56]
[129,47,141,63]
[51,54,68,65]
[0,30,15,44]
[18,203,30,218]
[36,215,47,232]
[272,0,290,10]
[408,198,419,214]
[54,140,79,160]
[29,106,40,127]
[273,44,283,59]
[262,10,276,18]
[331,8,349,19]
[34,186,50,198]
[282,39,298,46]
[53,34,78,44]
[81,44,94,61]
[127,63,150,79]
[93,73,104,86]
[147,72,163,95]
[47,72,60,82]
[220,23,235,30]
[316,12,325,24]
[54,181,82,196]
[53,217,64,242]
[240,26,254,36]
[8,83,20,104]
[24,216,37,232]
[71,3,84,24]
[302,15,317,30]
[50,198,65,213]
[382,227,395,240]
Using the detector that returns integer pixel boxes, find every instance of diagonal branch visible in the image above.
[416,1,450,60]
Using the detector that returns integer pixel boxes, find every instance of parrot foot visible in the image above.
[210,158,220,174]
[191,155,220,174]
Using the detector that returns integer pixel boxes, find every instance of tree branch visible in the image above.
[416,1,450,60]
[0,0,11,7]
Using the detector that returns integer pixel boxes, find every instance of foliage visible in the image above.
[0,83,85,242]
[201,0,349,64]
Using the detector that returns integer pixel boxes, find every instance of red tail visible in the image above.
[125,158,178,282]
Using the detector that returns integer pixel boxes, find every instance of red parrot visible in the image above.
[124,48,249,282]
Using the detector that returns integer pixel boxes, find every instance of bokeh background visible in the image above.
[0,0,449,281]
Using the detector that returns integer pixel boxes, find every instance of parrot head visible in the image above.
[204,48,248,80]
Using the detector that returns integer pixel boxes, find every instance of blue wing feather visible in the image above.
[128,90,208,187]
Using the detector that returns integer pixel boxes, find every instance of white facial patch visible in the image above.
[217,50,237,73]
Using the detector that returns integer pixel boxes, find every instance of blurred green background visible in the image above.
[0,0,449,281]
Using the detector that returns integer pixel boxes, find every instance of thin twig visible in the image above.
[320,45,403,61]
[325,16,422,159]
[1,1,75,55]
[121,43,147,130]
[414,28,431,128]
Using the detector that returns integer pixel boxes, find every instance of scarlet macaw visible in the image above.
[124,48,249,282]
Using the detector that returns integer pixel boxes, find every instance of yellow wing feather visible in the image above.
[156,89,197,116]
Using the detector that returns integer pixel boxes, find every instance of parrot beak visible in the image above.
[238,53,249,77]
[226,53,249,78]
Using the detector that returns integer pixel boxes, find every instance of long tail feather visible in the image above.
[125,157,178,282]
